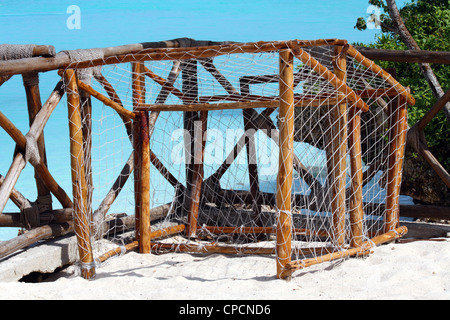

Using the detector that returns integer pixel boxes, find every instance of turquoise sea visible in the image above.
[0,0,412,241]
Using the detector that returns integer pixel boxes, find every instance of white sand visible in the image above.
[0,239,449,300]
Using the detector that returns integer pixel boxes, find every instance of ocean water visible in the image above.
[0,1,413,241]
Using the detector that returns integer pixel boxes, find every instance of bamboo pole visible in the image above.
[76,79,136,120]
[139,111,151,253]
[199,58,239,95]
[385,96,408,233]
[0,110,27,147]
[0,39,350,77]
[285,226,408,272]
[153,242,336,257]
[0,174,31,211]
[0,154,27,215]
[66,39,348,71]
[96,224,186,263]
[137,95,341,112]
[0,207,72,228]
[417,87,450,130]
[132,62,146,245]
[241,81,262,226]
[142,65,185,102]
[330,46,348,248]
[346,45,415,106]
[0,222,73,260]
[291,46,370,112]
[348,106,364,248]
[64,69,95,279]
[276,49,295,280]
[201,226,329,238]
[181,59,200,225]
[150,242,276,255]
[23,73,53,212]
[186,111,207,237]
[79,90,93,231]
[0,39,184,76]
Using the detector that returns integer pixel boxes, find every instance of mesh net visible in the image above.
[63,39,409,276]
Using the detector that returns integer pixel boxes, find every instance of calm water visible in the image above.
[0,1,413,240]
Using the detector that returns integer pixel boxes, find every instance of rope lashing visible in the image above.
[62,48,105,85]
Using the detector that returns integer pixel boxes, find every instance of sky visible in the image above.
[0,0,408,51]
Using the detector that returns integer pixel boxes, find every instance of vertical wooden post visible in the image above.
[348,106,364,248]
[64,69,95,279]
[186,110,207,237]
[139,111,151,253]
[79,90,93,231]
[276,49,294,280]
[181,59,203,237]
[330,46,348,248]
[133,113,142,244]
[385,96,408,233]
[241,80,262,226]
[23,72,52,213]
[132,62,147,248]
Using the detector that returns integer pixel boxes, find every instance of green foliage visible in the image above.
[355,0,450,168]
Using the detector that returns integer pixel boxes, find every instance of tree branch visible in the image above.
[385,0,450,121]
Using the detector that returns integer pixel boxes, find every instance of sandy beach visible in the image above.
[0,238,449,300]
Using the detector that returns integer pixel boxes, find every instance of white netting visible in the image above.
[63,39,409,278]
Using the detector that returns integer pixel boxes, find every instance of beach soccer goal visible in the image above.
[61,38,413,279]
